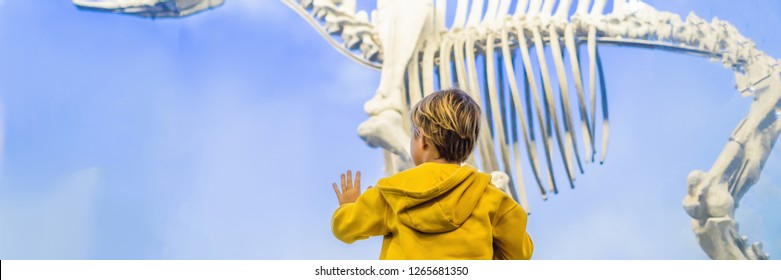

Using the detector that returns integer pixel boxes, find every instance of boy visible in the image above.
[330,89,533,260]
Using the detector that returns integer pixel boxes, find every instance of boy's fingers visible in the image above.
[332,183,340,195]
[355,171,361,190]
[346,170,352,190]
[341,174,346,192]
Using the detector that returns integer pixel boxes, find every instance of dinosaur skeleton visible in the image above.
[72,0,224,18]
[72,0,780,260]
[282,0,779,260]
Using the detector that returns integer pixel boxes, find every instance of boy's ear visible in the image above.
[419,132,429,149]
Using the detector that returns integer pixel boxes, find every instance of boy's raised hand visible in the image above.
[332,170,368,206]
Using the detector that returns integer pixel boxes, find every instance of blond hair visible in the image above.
[410,88,481,163]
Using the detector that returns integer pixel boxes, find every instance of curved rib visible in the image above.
[452,34,481,169]
[565,26,596,165]
[466,35,501,172]
[501,28,548,200]
[407,49,423,108]
[526,0,542,17]
[540,0,555,20]
[514,22,558,194]
[453,36,470,90]
[485,32,520,202]
[587,0,608,163]
[466,0,485,28]
[421,39,437,94]
[553,0,572,20]
[596,49,610,164]
[439,36,454,89]
[587,27,598,162]
[434,0,447,32]
[496,0,513,23]
[531,25,577,188]
[451,0,469,30]
[513,0,530,19]
[550,23,585,176]
[480,0,501,28]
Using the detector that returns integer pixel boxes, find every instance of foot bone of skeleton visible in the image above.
[683,73,781,260]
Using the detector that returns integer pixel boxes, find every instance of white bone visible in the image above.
[439,36,454,89]
[684,86,779,260]
[500,28,548,200]
[466,36,501,172]
[628,0,641,12]
[365,0,431,115]
[514,22,558,193]
[496,0,513,22]
[564,24,595,164]
[435,0,447,32]
[452,0,470,30]
[466,0,485,28]
[421,39,437,95]
[589,0,607,17]
[682,66,781,260]
[584,0,606,161]
[339,0,356,15]
[596,49,609,164]
[540,0,556,20]
[549,23,585,175]
[312,0,334,18]
[453,33,492,174]
[513,0,530,19]
[485,32,521,202]
[357,110,412,163]
[575,0,591,15]
[553,0,572,20]
[462,36,496,171]
[407,50,424,110]
[355,10,369,23]
[490,171,513,195]
[72,0,224,18]
[527,0,542,17]
[587,27,598,162]
[452,36,470,91]
[382,150,394,176]
[509,108,534,210]
[611,0,625,15]
[480,0,501,28]
[531,26,577,187]
[480,0,499,25]
[370,9,378,25]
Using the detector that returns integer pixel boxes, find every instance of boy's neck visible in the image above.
[422,159,461,166]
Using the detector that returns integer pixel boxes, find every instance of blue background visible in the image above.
[0,0,779,259]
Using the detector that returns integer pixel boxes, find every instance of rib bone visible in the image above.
[515,22,558,194]
[501,28,547,200]
[451,0,469,30]
[466,35,501,172]
[485,32,521,202]
[513,0,530,19]
[531,20,577,187]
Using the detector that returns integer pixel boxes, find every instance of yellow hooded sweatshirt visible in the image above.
[331,162,533,260]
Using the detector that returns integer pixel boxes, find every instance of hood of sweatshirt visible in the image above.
[377,162,490,233]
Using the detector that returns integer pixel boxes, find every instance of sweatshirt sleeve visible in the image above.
[492,202,534,260]
[331,187,390,244]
